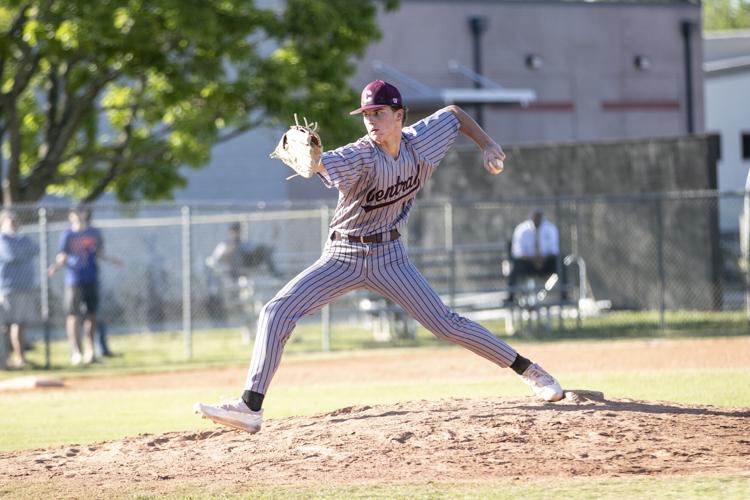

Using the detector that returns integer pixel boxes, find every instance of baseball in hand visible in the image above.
[488,157,504,173]
[484,143,506,175]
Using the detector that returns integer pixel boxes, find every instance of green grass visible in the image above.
[1,369,748,452]
[0,311,748,452]
[552,310,750,340]
[3,322,445,377]
[2,314,748,499]
[4,309,748,378]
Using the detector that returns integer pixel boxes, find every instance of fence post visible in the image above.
[445,202,455,307]
[744,188,750,326]
[655,198,666,328]
[708,192,723,311]
[181,206,193,359]
[38,208,52,369]
[571,200,579,258]
[0,319,5,369]
[554,199,565,330]
[320,205,331,352]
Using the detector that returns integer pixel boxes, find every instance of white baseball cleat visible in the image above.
[519,363,564,402]
[193,399,263,433]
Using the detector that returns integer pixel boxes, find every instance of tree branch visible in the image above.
[10,53,40,99]
[7,5,41,99]
[0,128,5,207]
[0,0,36,204]
[45,63,62,144]
[23,69,122,199]
[0,3,33,81]
[3,101,22,206]
[215,117,264,144]
[82,136,133,203]
[82,76,150,201]
[44,55,90,150]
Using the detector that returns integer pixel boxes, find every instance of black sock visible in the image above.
[510,354,532,375]
[241,390,264,412]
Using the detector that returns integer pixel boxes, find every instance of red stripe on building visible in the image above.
[600,100,680,111]
[489,101,575,111]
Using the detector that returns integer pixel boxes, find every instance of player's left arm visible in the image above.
[444,105,505,175]
[95,234,124,267]
[98,252,124,267]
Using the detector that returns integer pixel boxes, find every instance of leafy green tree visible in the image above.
[704,0,750,31]
[0,0,398,204]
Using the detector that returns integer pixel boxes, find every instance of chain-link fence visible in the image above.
[1,190,748,369]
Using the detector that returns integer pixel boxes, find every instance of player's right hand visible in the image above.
[483,143,506,175]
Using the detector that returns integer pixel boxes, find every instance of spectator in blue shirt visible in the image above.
[48,207,122,365]
[0,210,39,369]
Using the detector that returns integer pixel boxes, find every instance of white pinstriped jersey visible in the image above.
[244,108,522,396]
[319,109,460,236]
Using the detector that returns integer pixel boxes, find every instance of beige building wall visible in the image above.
[176,0,704,205]
[353,0,703,145]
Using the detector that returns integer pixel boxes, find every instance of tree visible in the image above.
[0,0,398,204]
[704,0,750,31]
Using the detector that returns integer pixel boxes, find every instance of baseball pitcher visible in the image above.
[195,80,564,433]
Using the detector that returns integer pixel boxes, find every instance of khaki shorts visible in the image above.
[0,291,37,325]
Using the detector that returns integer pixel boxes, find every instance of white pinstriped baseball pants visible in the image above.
[245,237,518,394]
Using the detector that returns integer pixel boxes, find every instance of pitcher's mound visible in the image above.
[1,394,748,494]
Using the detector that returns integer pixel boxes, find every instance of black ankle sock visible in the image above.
[241,390,264,412]
[510,354,532,375]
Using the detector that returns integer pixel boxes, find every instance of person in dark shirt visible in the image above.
[48,207,122,365]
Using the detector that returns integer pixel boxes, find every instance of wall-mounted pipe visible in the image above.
[468,16,488,128]
[681,19,696,134]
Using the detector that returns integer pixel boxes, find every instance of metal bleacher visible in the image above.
[356,244,609,339]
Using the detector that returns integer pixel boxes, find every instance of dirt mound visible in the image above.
[2,392,748,495]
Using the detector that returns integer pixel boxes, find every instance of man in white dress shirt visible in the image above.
[507,209,566,302]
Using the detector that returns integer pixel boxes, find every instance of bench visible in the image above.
[356,249,594,339]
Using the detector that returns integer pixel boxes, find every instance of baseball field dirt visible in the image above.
[1,338,749,497]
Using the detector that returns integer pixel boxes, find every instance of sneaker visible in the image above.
[8,357,27,369]
[71,350,83,366]
[519,363,564,402]
[82,349,100,364]
[193,399,263,433]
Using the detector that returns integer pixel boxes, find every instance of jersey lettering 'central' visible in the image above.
[319,109,459,236]
[362,170,421,212]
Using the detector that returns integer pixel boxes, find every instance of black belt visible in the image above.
[331,229,400,244]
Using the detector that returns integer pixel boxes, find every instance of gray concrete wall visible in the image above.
[424,134,716,201]
[410,133,720,309]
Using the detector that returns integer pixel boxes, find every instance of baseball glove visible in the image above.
[270,114,322,180]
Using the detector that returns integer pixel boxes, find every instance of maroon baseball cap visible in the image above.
[349,80,403,115]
